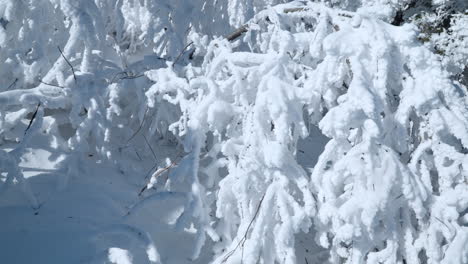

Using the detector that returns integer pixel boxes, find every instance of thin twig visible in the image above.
[222,192,267,263]
[138,185,148,196]
[109,71,127,83]
[143,134,157,162]
[120,74,144,80]
[110,72,145,83]
[6,78,18,91]
[173,41,194,65]
[144,163,159,180]
[433,216,450,230]
[57,46,77,83]
[134,147,143,161]
[39,80,65,89]
[126,107,149,144]
[25,103,41,135]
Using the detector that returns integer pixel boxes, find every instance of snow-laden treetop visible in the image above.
[0,1,467,264]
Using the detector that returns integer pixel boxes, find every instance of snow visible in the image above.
[1,0,467,264]
[108,248,133,264]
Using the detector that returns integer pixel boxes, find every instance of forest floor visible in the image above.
[0,126,328,264]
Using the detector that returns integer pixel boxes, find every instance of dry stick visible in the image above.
[25,103,41,135]
[222,192,267,263]
[57,46,77,83]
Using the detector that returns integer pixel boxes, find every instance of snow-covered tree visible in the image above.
[0,0,467,264]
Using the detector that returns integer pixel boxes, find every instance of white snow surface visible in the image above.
[0,1,467,264]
